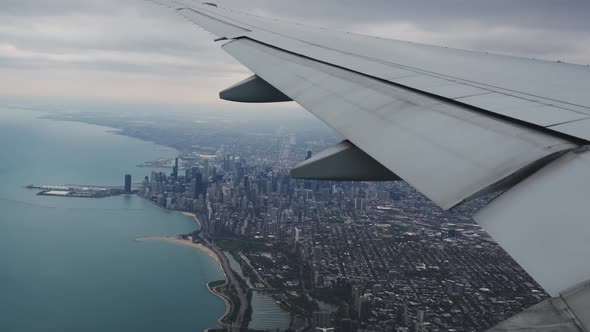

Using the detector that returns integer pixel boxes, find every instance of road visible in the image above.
[201,234,248,332]
[238,252,273,290]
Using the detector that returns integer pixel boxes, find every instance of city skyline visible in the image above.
[130,145,544,331]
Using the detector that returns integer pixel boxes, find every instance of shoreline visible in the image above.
[136,235,234,327]
[207,280,233,327]
[29,117,239,330]
[181,211,203,230]
[134,195,234,328]
[136,236,219,263]
[135,195,203,231]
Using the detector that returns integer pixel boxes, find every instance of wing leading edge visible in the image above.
[166,1,590,140]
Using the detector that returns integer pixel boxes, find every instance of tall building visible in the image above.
[417,310,425,325]
[312,311,331,329]
[359,297,371,322]
[402,303,410,327]
[306,149,313,160]
[223,154,232,171]
[208,219,217,235]
[340,319,359,332]
[294,227,302,243]
[142,176,149,188]
[351,286,363,315]
[125,174,132,194]
[172,157,179,179]
[235,161,244,185]
[191,171,204,199]
[202,159,210,178]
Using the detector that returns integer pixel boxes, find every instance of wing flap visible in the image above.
[551,118,590,141]
[222,38,575,209]
[458,92,588,127]
[475,149,590,296]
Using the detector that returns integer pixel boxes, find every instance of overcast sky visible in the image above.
[1,0,589,106]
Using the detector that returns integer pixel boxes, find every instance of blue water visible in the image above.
[0,109,225,332]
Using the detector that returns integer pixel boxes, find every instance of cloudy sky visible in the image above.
[1,0,589,106]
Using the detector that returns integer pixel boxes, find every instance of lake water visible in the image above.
[0,109,226,332]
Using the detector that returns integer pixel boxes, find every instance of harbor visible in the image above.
[26,184,134,198]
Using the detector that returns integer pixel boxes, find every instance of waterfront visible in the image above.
[0,109,225,332]
[226,253,292,331]
[0,101,549,331]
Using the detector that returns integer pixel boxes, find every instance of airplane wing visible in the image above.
[149,1,590,329]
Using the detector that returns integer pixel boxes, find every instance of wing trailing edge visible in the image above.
[475,149,590,296]
[221,38,576,209]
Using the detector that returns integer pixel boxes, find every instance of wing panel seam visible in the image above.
[177,7,251,32]
[230,37,588,145]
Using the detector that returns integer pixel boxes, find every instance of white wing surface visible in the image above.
[149,1,590,329]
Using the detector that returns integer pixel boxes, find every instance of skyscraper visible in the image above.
[202,159,210,178]
[172,157,179,179]
[351,286,363,315]
[359,296,371,322]
[190,178,198,199]
[125,174,132,194]
[190,171,204,199]
[312,311,332,329]
[340,319,359,332]
[223,154,231,171]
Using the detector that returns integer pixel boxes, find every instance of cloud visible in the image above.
[351,21,590,64]
[0,66,249,104]
[0,0,588,104]
[0,42,193,67]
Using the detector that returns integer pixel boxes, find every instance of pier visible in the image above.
[26,184,135,198]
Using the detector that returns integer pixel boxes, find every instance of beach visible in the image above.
[136,233,235,327]
[181,212,203,229]
[134,206,237,328]
[136,236,219,263]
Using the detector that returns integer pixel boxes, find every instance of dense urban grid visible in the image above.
[136,146,546,332]
[47,109,548,332]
